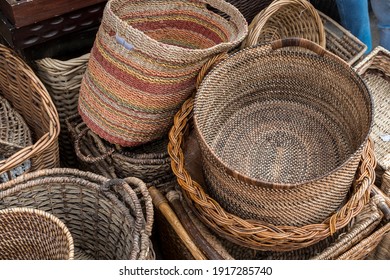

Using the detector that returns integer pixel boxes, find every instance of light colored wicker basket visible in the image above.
[0,168,154,260]
[0,44,60,177]
[0,207,74,260]
[35,53,90,167]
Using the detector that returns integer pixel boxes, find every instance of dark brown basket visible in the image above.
[66,114,174,187]
[0,168,154,260]
[35,54,90,167]
[193,38,372,227]
[224,0,272,24]
[0,207,74,260]
[0,44,60,177]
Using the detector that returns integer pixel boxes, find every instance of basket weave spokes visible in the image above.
[168,98,376,251]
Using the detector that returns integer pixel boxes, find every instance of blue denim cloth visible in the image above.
[336,0,373,52]
[371,0,390,50]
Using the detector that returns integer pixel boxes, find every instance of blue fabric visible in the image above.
[336,0,372,52]
[371,0,390,50]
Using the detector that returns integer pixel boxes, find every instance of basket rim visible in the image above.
[193,40,374,189]
[0,207,75,260]
[168,97,376,251]
[106,0,249,57]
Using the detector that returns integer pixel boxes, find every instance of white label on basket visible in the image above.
[380,134,390,142]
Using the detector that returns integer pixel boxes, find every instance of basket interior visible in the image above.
[194,47,372,184]
[109,0,238,49]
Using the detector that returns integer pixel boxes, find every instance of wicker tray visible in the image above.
[0,168,154,260]
[0,44,60,177]
[35,53,90,167]
[0,207,74,260]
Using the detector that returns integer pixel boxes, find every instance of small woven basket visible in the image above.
[241,0,326,49]
[193,38,372,227]
[0,208,74,260]
[242,0,366,65]
[66,114,174,187]
[0,95,32,182]
[0,168,154,260]
[0,44,60,176]
[35,54,90,167]
[79,0,248,147]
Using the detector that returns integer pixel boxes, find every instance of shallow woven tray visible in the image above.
[0,44,60,176]
[35,53,90,167]
[0,168,154,260]
[0,207,74,260]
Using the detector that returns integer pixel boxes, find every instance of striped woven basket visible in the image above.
[0,208,74,260]
[78,0,248,147]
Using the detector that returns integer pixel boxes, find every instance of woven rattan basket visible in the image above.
[193,38,372,228]
[0,168,154,260]
[0,207,74,260]
[35,54,90,167]
[66,114,174,187]
[0,44,60,176]
[241,0,366,65]
[0,95,32,182]
[224,0,273,24]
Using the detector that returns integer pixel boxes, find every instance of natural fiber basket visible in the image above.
[241,0,366,65]
[241,0,326,49]
[0,44,60,176]
[0,207,74,260]
[193,38,372,227]
[78,0,248,147]
[66,114,174,187]
[0,168,154,260]
[355,47,390,175]
[225,0,273,24]
[0,95,32,182]
[35,54,90,167]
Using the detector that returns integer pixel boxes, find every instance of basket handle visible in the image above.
[74,127,115,163]
[271,38,327,57]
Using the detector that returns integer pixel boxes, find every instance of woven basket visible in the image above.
[0,168,154,260]
[355,47,390,175]
[0,44,60,176]
[0,95,32,182]
[35,54,90,167]
[242,0,366,65]
[78,0,248,147]
[0,208,74,260]
[66,114,174,187]
[225,0,273,24]
[241,0,326,49]
[309,0,339,22]
[193,38,372,227]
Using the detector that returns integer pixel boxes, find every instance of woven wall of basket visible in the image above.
[224,0,272,24]
[168,38,374,252]
[241,0,366,65]
[35,54,90,167]
[66,114,174,188]
[0,168,154,260]
[0,208,74,260]
[0,44,60,177]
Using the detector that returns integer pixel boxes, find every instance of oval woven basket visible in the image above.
[66,114,174,187]
[193,38,372,227]
[0,44,60,176]
[241,0,326,49]
[0,168,154,260]
[0,207,74,260]
[169,95,375,251]
[35,53,90,167]
[78,0,248,147]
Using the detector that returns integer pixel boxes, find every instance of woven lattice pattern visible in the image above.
[78,0,248,147]
[0,208,74,260]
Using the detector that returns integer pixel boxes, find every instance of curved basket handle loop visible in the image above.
[271,38,327,56]
[74,127,115,163]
